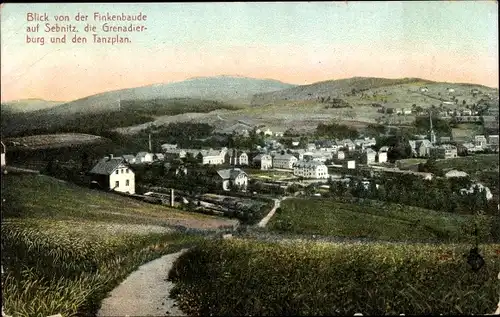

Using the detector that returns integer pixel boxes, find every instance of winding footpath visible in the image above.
[257,195,295,228]
[97,249,188,317]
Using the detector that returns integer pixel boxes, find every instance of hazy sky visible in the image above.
[1,2,498,102]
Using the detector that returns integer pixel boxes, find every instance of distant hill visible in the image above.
[251,77,436,105]
[251,77,499,106]
[1,98,63,113]
[0,97,243,137]
[41,75,296,116]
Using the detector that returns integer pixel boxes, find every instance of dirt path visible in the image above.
[257,197,292,228]
[97,249,188,317]
[257,194,301,228]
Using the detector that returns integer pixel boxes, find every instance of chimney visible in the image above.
[170,188,174,207]
[108,154,114,161]
[149,134,152,152]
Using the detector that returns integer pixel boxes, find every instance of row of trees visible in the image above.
[316,123,360,140]
[324,173,496,215]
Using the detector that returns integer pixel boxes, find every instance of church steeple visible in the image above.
[429,110,436,144]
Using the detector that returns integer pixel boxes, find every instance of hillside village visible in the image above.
[2,77,500,317]
[75,106,499,216]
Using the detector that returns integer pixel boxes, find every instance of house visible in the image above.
[461,109,472,116]
[317,140,338,152]
[303,152,329,163]
[122,154,136,164]
[364,149,377,165]
[216,168,248,191]
[420,87,429,92]
[364,137,377,147]
[290,149,306,160]
[417,140,433,157]
[274,130,285,137]
[345,160,356,169]
[429,144,458,159]
[164,149,187,160]
[293,160,329,179]
[354,139,366,147]
[445,170,469,178]
[306,143,317,151]
[226,150,249,166]
[1,141,5,171]
[252,154,273,170]
[164,162,188,176]
[341,139,355,151]
[337,151,346,160]
[161,143,177,151]
[291,141,300,147]
[460,183,493,201]
[378,146,389,163]
[218,123,252,137]
[154,153,165,161]
[403,108,412,115]
[461,142,478,153]
[256,127,273,136]
[199,149,225,165]
[89,156,135,194]
[272,153,298,169]
[447,88,455,93]
[136,152,154,164]
[439,137,452,144]
[379,146,390,153]
[488,135,499,146]
[474,135,488,149]
[378,151,388,163]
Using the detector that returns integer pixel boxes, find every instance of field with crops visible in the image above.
[168,238,500,316]
[0,172,233,317]
[267,198,497,243]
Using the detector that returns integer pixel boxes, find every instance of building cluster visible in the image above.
[407,113,498,159]
[215,122,286,138]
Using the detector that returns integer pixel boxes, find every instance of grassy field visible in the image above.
[452,123,483,141]
[168,238,500,316]
[2,173,237,229]
[0,172,233,317]
[5,133,106,149]
[396,158,427,170]
[434,154,499,174]
[244,168,296,181]
[267,198,496,243]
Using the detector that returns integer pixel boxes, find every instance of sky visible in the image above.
[1,1,498,102]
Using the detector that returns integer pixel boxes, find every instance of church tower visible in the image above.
[429,111,436,144]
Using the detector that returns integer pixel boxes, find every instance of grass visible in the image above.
[168,238,500,316]
[267,198,496,243]
[452,123,483,141]
[396,158,427,169]
[243,168,296,181]
[0,172,230,317]
[2,173,232,227]
[434,154,499,175]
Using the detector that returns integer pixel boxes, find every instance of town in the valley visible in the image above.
[3,85,498,219]
[2,2,499,316]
